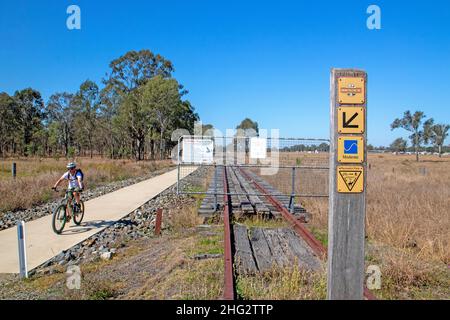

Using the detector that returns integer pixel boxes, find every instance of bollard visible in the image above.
[12,162,17,179]
[155,208,163,236]
[17,221,28,278]
[289,167,296,213]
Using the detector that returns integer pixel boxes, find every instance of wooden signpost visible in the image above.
[328,69,367,299]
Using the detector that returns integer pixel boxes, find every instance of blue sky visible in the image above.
[1,0,449,146]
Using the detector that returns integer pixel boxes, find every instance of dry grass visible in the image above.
[366,155,450,264]
[261,153,450,264]
[252,152,449,299]
[236,263,327,300]
[168,204,204,233]
[366,241,449,299]
[0,158,172,213]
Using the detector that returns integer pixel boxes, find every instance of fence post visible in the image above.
[176,138,181,195]
[289,167,296,213]
[155,208,163,236]
[214,164,218,211]
[12,162,17,179]
[17,221,28,279]
[328,69,367,300]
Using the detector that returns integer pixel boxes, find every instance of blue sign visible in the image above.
[344,140,358,154]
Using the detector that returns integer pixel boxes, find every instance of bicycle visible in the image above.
[52,188,85,234]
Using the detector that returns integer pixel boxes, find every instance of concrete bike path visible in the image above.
[0,167,195,274]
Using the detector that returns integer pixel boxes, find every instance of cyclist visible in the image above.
[52,162,84,220]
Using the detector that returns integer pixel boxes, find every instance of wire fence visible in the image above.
[176,136,330,203]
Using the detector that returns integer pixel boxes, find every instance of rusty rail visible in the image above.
[222,166,235,300]
[237,167,376,300]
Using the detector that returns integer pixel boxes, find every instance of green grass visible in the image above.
[235,216,288,229]
[88,288,116,300]
[188,232,224,256]
[309,227,328,247]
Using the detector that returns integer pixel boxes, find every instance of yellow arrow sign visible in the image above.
[338,107,365,134]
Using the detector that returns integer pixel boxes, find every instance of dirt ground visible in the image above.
[0,225,224,300]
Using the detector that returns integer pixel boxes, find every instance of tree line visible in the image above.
[0,50,199,160]
[390,110,449,160]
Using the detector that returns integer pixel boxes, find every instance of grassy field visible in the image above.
[0,158,172,213]
[258,152,449,299]
[0,153,448,299]
[0,192,224,300]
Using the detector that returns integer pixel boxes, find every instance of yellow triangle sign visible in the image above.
[337,166,364,193]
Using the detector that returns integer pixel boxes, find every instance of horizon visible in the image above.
[1,0,449,147]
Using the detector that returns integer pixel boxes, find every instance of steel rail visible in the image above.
[238,167,327,257]
[222,165,235,300]
[237,167,376,300]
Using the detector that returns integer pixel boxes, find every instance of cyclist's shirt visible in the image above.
[62,170,83,189]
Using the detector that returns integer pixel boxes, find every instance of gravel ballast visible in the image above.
[0,166,176,231]
[25,167,209,276]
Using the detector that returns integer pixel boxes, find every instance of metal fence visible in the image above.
[176,136,330,211]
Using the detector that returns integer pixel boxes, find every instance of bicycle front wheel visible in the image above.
[52,204,67,234]
[73,200,84,226]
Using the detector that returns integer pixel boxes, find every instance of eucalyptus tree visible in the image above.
[13,88,45,156]
[103,50,175,159]
[98,84,121,158]
[103,49,174,95]
[74,80,100,157]
[141,75,182,159]
[391,111,434,161]
[46,92,76,157]
[428,124,449,157]
[0,93,18,157]
[389,137,408,153]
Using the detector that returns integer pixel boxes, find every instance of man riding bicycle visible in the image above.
[52,162,84,220]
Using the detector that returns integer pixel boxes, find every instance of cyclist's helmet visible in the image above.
[67,162,76,170]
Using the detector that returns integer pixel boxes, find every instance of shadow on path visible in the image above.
[60,219,115,235]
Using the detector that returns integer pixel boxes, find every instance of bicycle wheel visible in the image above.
[73,200,84,225]
[52,204,67,234]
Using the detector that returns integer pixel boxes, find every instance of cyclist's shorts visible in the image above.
[68,182,81,190]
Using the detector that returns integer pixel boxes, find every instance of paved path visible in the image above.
[0,167,195,274]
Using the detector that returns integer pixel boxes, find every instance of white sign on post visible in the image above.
[182,138,214,164]
[250,137,267,159]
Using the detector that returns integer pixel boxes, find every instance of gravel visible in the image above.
[0,166,175,231]
[27,166,209,276]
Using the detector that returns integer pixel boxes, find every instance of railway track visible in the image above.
[199,165,376,300]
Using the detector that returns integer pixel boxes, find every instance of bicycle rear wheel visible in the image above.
[52,204,67,234]
[73,200,84,225]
